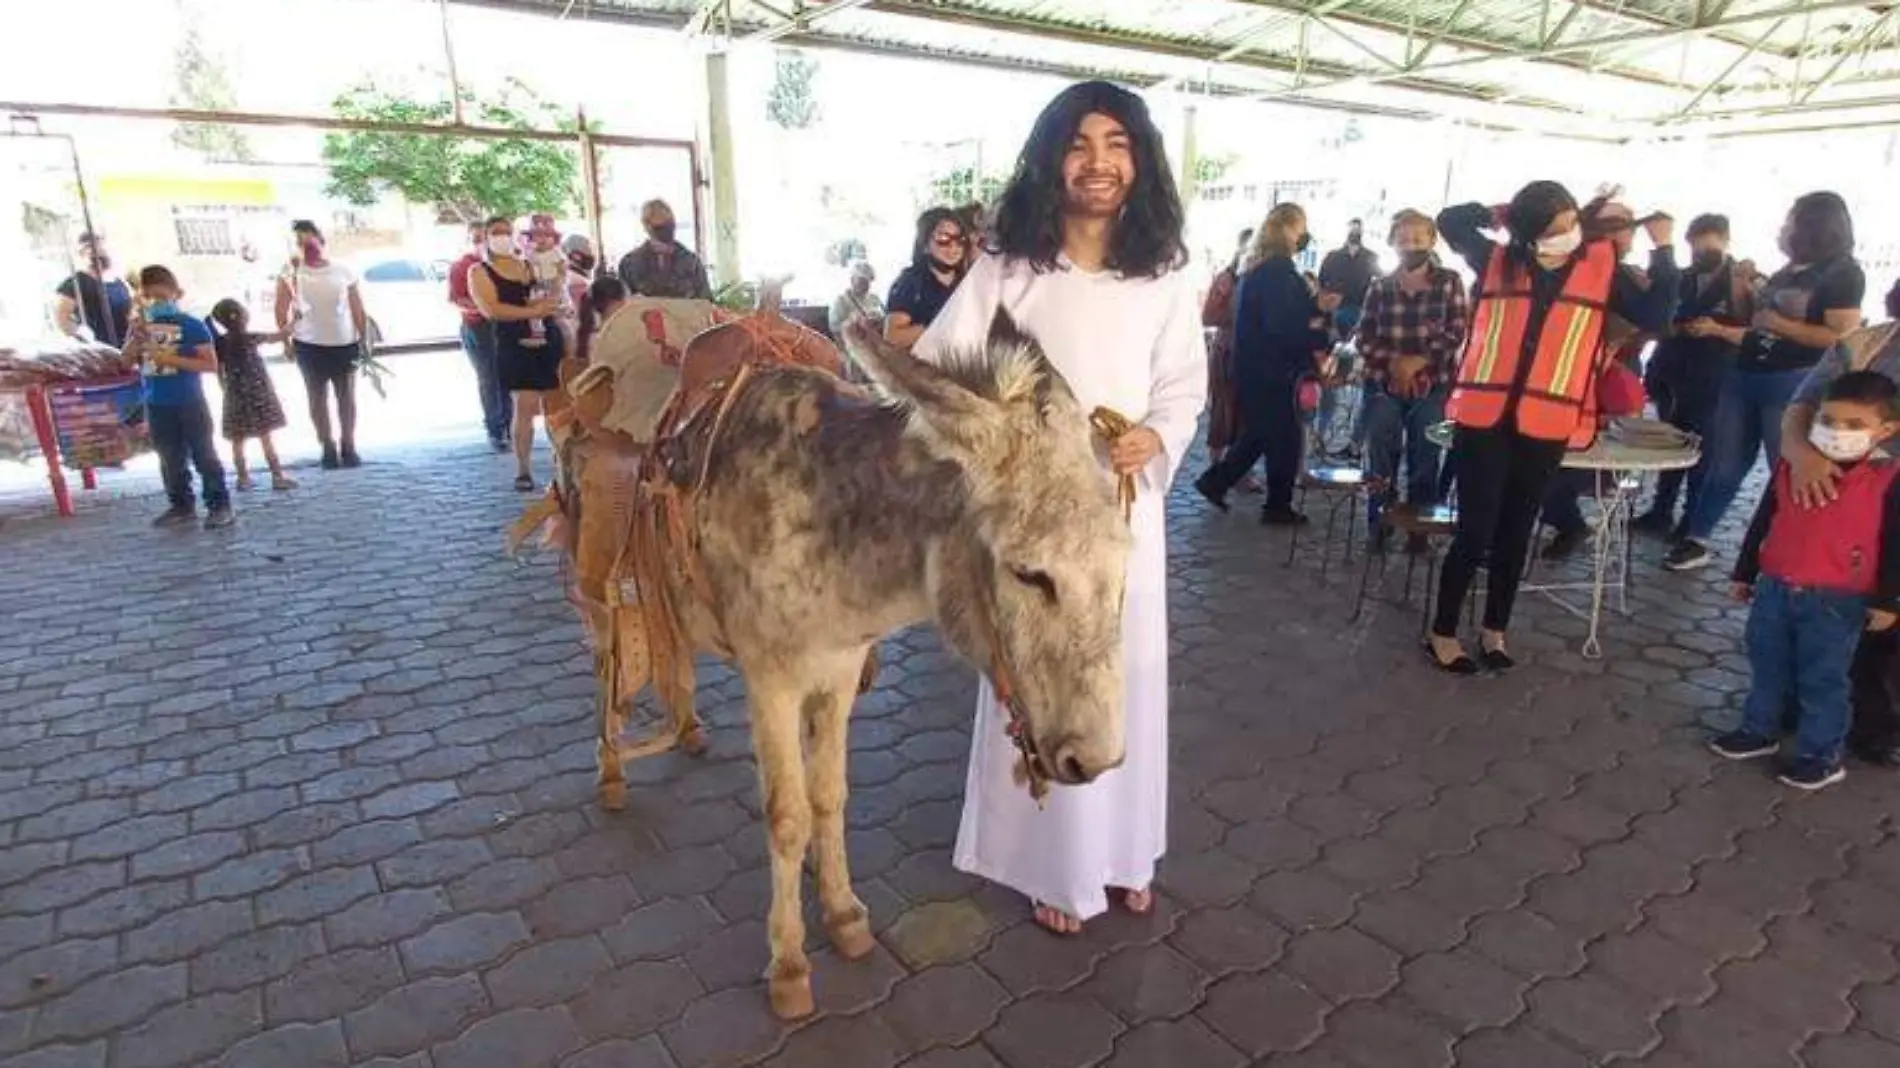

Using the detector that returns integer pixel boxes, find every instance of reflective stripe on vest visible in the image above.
[1451,242,1617,444]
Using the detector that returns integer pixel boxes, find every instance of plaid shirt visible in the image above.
[1353,265,1469,389]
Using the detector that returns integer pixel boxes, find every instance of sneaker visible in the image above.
[320,444,341,470]
[1663,540,1712,572]
[152,505,195,528]
[1542,526,1588,561]
[1776,759,1846,791]
[1709,730,1779,761]
[203,505,236,530]
[1631,508,1674,536]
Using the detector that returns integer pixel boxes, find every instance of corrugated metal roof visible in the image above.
[474,0,1900,135]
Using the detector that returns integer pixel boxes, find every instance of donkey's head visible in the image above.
[848,313,1132,786]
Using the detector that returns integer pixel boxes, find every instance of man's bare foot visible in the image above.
[1033,903,1082,935]
[1116,886,1154,915]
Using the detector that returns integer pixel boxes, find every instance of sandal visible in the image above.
[1032,902,1082,936]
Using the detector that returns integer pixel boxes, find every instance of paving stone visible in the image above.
[983,991,1123,1068]
[214,1020,350,1068]
[1098,1015,1245,1068]
[263,946,405,1025]
[376,838,495,889]
[0,1042,108,1068]
[1587,926,1720,1006]
[900,1048,1005,1068]
[324,888,452,950]
[192,848,311,902]
[568,960,702,1042]
[522,875,642,939]
[1282,927,1402,1002]
[756,1012,905,1068]
[1080,942,1209,1026]
[883,900,996,971]
[2,861,125,913]
[1452,1024,1592,1068]
[1465,909,1588,980]
[190,787,299,833]
[32,963,189,1044]
[484,935,614,1010]
[1168,903,1288,975]
[560,1035,678,1068]
[1197,969,1330,1056]
[881,962,1010,1051]
[109,990,263,1068]
[599,896,724,962]
[362,781,462,820]
[659,986,787,1068]
[1398,951,1530,1033]
[431,1005,582,1068]
[1524,974,1663,1060]
[448,857,562,912]
[256,866,380,926]
[190,923,328,995]
[54,881,190,940]
[1803,1031,1900,1068]
[132,831,246,881]
[123,899,255,964]
[1320,1000,1456,1068]
[344,975,490,1060]
[401,912,533,977]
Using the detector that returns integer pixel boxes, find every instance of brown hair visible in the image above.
[137,265,179,292]
[1387,209,1436,246]
[1248,203,1306,267]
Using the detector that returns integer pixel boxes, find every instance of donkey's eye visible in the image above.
[1009,566,1058,604]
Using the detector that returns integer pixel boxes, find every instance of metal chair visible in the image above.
[1352,503,1472,631]
[1286,466,1386,582]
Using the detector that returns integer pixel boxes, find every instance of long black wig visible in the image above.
[988,80,1187,279]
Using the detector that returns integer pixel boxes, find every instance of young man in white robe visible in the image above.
[914,81,1208,934]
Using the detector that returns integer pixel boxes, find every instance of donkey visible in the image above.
[668,311,1133,1018]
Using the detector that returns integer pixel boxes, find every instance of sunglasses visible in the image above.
[932,233,965,247]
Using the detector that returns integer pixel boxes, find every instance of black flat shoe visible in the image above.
[1260,506,1309,527]
[1479,648,1516,673]
[1193,474,1230,514]
[1422,640,1480,676]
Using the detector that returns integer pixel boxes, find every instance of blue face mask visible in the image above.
[147,299,179,318]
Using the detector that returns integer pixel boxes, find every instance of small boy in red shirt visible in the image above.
[1714,371,1900,789]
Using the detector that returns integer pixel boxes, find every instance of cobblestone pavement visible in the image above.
[3,433,1898,1068]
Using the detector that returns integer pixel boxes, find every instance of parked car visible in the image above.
[352,256,458,348]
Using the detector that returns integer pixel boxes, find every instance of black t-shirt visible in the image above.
[1741,256,1865,373]
[55,272,132,346]
[887,264,957,330]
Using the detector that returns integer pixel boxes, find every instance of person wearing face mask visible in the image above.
[1195,202,1337,525]
[127,265,233,529]
[884,207,967,350]
[1715,371,1900,790]
[615,199,711,301]
[1319,217,1379,335]
[275,220,369,470]
[1667,191,1866,572]
[1632,214,1759,538]
[1354,210,1469,551]
[450,221,511,452]
[469,215,564,492]
[1425,183,1677,674]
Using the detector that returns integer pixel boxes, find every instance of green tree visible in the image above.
[765,50,820,131]
[320,79,578,223]
[925,166,1005,209]
[169,1,253,161]
[1192,153,1237,187]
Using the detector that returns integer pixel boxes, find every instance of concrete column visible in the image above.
[1178,102,1200,206]
[705,49,741,287]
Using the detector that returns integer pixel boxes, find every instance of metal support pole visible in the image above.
[705,49,742,286]
[439,0,466,125]
[576,108,605,256]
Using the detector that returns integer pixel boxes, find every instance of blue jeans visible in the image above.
[1682,367,1808,541]
[1740,576,1866,767]
[461,321,511,443]
[148,397,228,510]
[1362,383,1447,526]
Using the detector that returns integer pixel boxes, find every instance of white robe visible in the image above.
[915,253,1208,920]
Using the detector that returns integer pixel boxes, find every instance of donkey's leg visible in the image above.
[595,650,628,811]
[745,671,816,1019]
[805,654,873,959]
[674,653,709,757]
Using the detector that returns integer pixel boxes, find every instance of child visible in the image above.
[523,214,567,349]
[208,299,296,492]
[128,266,234,529]
[1714,371,1900,789]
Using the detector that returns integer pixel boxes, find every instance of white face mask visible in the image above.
[1811,423,1875,463]
[486,235,516,259]
[1535,227,1582,258]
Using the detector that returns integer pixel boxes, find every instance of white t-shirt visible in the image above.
[290,261,360,346]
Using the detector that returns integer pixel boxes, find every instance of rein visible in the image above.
[972,404,1141,806]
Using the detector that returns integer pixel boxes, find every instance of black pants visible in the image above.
[1202,374,1303,511]
[1850,629,1900,756]
[1432,423,1566,637]
[295,341,359,451]
[148,397,228,510]
[1648,373,1717,518]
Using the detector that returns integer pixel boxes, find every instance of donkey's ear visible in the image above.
[842,320,990,430]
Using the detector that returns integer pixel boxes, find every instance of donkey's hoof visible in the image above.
[680,728,710,758]
[767,973,813,1019]
[827,914,876,960]
[598,781,628,811]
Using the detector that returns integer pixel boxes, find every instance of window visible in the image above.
[362,260,428,283]
[174,216,236,256]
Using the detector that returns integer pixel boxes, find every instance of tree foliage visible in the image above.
[169,2,253,161]
[1192,153,1237,187]
[765,50,821,131]
[320,79,579,223]
[925,166,1006,210]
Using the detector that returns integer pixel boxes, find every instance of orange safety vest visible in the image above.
[1449,241,1617,448]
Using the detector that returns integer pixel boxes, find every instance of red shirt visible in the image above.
[448,252,483,327]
